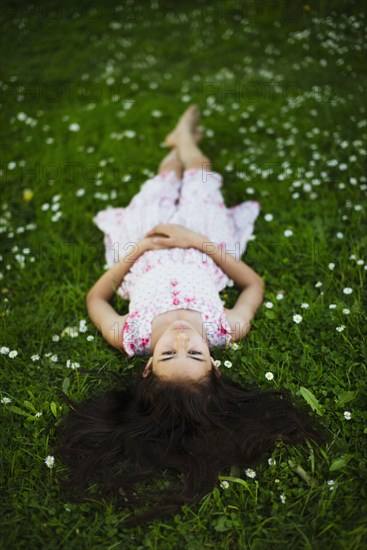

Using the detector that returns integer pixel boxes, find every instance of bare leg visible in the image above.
[164,105,212,172]
[158,148,183,179]
[174,132,211,172]
[158,124,204,178]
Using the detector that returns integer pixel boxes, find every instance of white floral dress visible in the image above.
[93,168,260,357]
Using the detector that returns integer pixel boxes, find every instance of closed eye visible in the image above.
[162,351,202,355]
[159,350,205,362]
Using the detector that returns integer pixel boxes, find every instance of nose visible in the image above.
[174,331,190,349]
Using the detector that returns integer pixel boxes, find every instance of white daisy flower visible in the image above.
[336,232,343,239]
[280,494,286,504]
[61,326,79,338]
[224,360,232,368]
[0,346,10,355]
[336,325,345,332]
[1,397,12,404]
[264,213,273,222]
[214,360,221,367]
[293,314,302,324]
[44,455,55,468]
[328,263,335,270]
[76,188,85,197]
[35,412,43,418]
[86,335,94,341]
[265,302,273,309]
[220,481,229,489]
[268,458,276,466]
[245,468,256,478]
[50,354,58,362]
[66,359,80,370]
[329,304,337,309]
[343,287,353,295]
[301,303,309,309]
[8,350,18,358]
[315,281,323,288]
[231,343,239,351]
[342,308,350,314]
[276,293,284,300]
[31,354,40,361]
[343,411,352,420]
[327,480,336,491]
[52,335,60,342]
[69,123,80,132]
[124,130,136,138]
[284,229,293,237]
[265,372,274,380]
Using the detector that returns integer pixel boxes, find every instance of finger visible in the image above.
[145,227,157,237]
[154,224,171,234]
[152,236,168,243]
[153,237,172,246]
[146,224,162,235]
[152,224,167,233]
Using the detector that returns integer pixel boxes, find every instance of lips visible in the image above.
[171,320,193,331]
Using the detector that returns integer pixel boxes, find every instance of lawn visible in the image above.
[1,0,366,548]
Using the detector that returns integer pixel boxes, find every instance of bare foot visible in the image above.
[164,105,201,147]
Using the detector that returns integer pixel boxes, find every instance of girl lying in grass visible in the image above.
[56,105,324,527]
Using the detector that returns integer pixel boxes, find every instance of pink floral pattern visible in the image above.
[92,168,260,357]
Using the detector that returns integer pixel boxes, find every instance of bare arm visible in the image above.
[192,235,265,341]
[86,298,128,350]
[86,240,148,350]
[224,281,265,340]
[86,241,146,302]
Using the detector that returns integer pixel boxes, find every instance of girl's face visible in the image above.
[142,320,219,381]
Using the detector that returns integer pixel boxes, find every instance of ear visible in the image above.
[142,356,153,378]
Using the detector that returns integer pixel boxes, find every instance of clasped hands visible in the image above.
[139,224,207,253]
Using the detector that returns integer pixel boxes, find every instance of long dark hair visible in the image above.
[55,365,326,527]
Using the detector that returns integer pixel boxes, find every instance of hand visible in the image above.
[144,224,207,250]
[122,236,175,262]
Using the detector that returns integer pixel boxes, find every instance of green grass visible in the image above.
[1,0,367,547]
